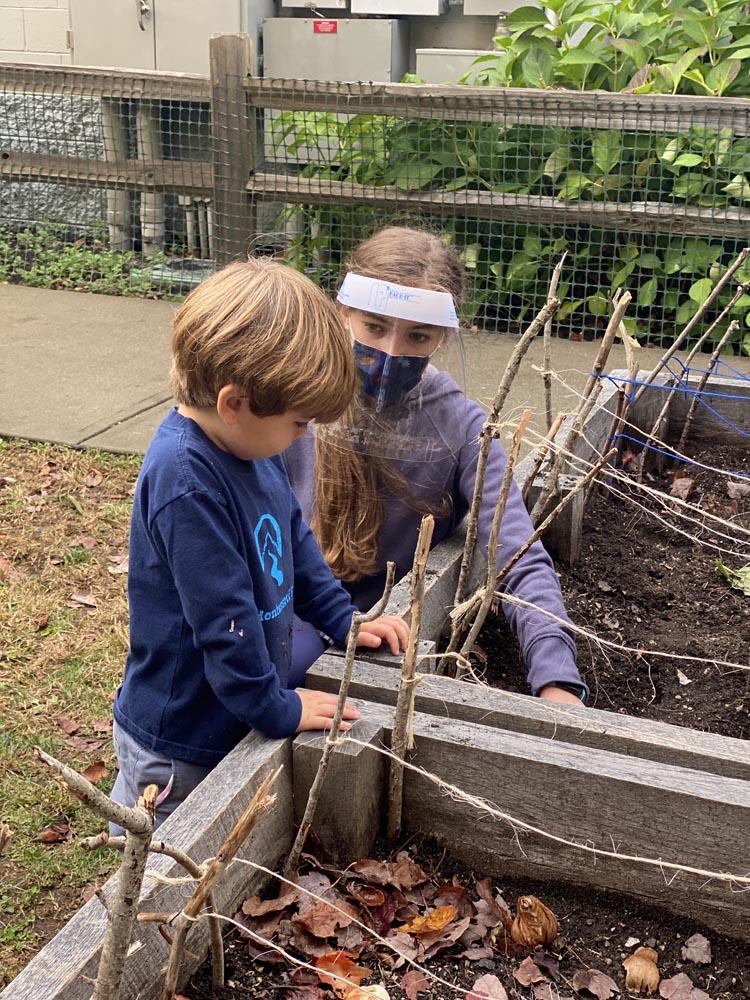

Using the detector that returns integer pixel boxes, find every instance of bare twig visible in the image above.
[284,563,397,878]
[452,299,560,610]
[497,448,618,587]
[520,411,565,505]
[387,516,434,841]
[454,410,532,673]
[544,252,567,432]
[83,834,224,989]
[607,321,640,453]
[161,766,280,1000]
[35,747,154,1000]
[530,291,631,525]
[633,246,748,404]
[675,320,740,457]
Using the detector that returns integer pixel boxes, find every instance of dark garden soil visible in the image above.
[479,440,750,739]
[184,840,749,1000]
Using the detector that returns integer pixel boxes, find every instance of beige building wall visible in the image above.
[0,0,71,64]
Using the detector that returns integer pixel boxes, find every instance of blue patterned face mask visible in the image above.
[352,339,429,412]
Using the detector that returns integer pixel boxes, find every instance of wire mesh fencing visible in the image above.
[0,63,214,297]
[247,78,750,353]
[1,49,750,353]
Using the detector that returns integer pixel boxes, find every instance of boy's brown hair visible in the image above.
[170,258,355,421]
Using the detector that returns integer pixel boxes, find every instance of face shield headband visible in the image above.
[337,273,460,329]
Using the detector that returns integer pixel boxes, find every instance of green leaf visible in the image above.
[722,174,750,200]
[716,558,750,596]
[587,292,609,316]
[521,46,555,88]
[557,48,609,68]
[688,277,713,304]
[659,137,684,164]
[543,148,570,181]
[639,276,659,306]
[703,59,741,96]
[391,161,443,190]
[557,171,593,198]
[672,152,704,168]
[592,131,622,175]
[505,5,549,33]
[673,172,708,199]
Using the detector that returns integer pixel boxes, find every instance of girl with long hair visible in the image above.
[284,226,587,705]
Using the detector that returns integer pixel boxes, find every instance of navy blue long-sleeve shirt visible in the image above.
[114,408,357,766]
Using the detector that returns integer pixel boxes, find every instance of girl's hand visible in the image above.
[356,615,410,656]
[295,688,361,733]
[538,684,584,705]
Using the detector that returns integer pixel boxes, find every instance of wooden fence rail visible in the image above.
[1,39,750,263]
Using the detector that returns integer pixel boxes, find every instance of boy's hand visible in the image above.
[356,615,410,656]
[538,684,584,705]
[295,688,361,733]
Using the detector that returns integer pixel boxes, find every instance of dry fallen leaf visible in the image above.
[57,715,79,735]
[107,554,129,575]
[347,882,386,908]
[294,873,358,939]
[68,593,98,608]
[241,889,297,917]
[466,973,509,999]
[676,669,692,686]
[390,852,429,890]
[510,896,558,949]
[84,469,103,488]
[680,933,712,966]
[344,986,390,1000]
[399,904,456,936]
[77,536,99,550]
[36,822,72,845]
[670,477,695,501]
[400,968,430,999]
[659,973,710,999]
[314,953,370,998]
[91,717,113,734]
[571,968,620,999]
[727,480,750,500]
[623,946,660,995]
[514,956,548,987]
[82,760,110,784]
[65,734,106,752]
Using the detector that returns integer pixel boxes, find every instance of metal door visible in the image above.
[154,0,242,74]
[70,0,156,68]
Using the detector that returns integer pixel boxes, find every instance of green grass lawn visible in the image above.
[0,438,141,987]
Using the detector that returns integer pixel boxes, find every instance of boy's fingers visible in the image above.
[356,632,382,648]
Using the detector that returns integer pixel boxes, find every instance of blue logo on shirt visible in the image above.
[254,513,284,586]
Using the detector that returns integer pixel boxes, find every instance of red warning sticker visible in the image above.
[313,20,338,33]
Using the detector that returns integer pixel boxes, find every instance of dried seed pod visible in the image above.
[510,895,558,948]
[623,946,660,995]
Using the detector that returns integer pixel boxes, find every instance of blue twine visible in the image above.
[612,433,750,481]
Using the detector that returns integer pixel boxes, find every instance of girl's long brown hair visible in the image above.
[311,227,466,581]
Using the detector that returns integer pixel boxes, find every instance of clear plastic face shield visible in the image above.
[313,274,468,466]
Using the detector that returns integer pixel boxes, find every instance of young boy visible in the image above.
[111,259,409,828]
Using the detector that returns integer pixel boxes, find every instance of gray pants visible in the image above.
[110,721,213,836]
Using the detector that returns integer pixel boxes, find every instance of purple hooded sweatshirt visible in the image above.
[284,368,585,697]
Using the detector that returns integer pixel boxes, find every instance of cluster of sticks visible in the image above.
[435,245,749,676]
[34,748,279,1000]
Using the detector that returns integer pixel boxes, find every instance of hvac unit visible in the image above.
[415,47,491,83]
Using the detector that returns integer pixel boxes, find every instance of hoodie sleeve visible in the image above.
[456,400,587,698]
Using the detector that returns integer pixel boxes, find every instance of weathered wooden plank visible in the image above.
[624,369,750,444]
[307,656,750,783]
[347,700,750,938]
[248,79,750,136]
[327,639,436,672]
[246,173,750,240]
[0,734,292,1000]
[0,62,210,102]
[293,719,386,864]
[0,153,213,196]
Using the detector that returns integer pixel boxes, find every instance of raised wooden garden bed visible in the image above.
[3,370,748,999]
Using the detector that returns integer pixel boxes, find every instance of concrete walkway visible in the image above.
[3,282,749,455]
